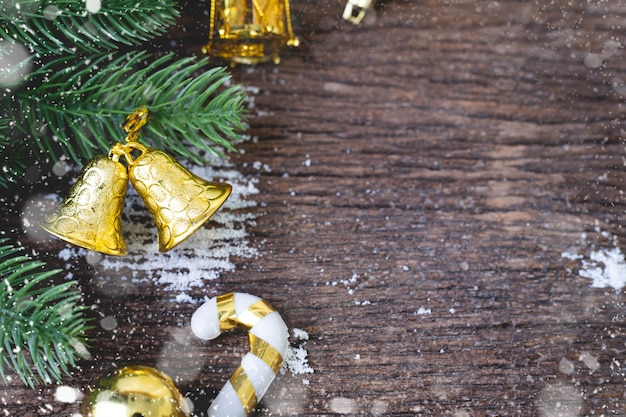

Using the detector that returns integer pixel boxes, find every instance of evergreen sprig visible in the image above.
[0,0,247,186]
[7,51,247,164]
[0,238,90,387]
[0,132,28,189]
[0,0,179,56]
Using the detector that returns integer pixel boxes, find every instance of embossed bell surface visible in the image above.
[129,148,232,252]
[40,155,129,256]
[81,365,190,417]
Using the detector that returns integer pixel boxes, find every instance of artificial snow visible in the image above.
[292,328,309,341]
[282,328,314,378]
[564,246,626,291]
[283,345,314,376]
[561,251,583,261]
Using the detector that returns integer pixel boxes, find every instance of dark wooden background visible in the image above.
[2,0,626,415]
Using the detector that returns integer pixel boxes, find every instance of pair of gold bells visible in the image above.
[41,108,232,256]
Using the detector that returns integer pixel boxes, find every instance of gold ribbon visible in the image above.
[249,333,283,373]
[216,294,276,330]
[216,292,238,331]
[230,366,258,414]
[237,299,275,329]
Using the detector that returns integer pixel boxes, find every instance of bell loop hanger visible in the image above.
[122,106,150,143]
[108,141,148,166]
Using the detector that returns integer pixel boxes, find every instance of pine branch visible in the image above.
[143,58,249,161]
[7,51,248,165]
[0,131,28,189]
[0,0,248,188]
[0,0,179,56]
[0,238,90,387]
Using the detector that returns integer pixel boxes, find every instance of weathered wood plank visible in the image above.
[1,0,625,416]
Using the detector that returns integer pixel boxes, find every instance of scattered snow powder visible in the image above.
[416,307,431,315]
[330,272,361,296]
[566,247,626,291]
[283,345,314,376]
[58,247,74,261]
[292,328,309,341]
[561,251,583,261]
[175,293,195,304]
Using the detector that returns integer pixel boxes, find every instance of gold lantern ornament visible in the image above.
[203,0,300,65]
[41,107,232,256]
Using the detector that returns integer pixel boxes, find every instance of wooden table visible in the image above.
[3,0,626,415]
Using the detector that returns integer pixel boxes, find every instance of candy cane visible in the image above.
[191,292,289,417]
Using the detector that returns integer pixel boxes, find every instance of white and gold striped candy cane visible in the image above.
[191,292,289,417]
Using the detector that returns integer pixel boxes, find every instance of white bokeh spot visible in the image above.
[0,41,32,89]
[85,0,101,14]
[537,382,583,417]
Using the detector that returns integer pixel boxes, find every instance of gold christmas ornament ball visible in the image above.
[81,366,190,417]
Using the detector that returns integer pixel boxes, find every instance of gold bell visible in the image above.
[204,0,300,64]
[125,143,232,252]
[41,154,129,256]
[81,365,190,417]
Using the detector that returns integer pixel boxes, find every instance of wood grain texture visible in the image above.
[1,1,626,416]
